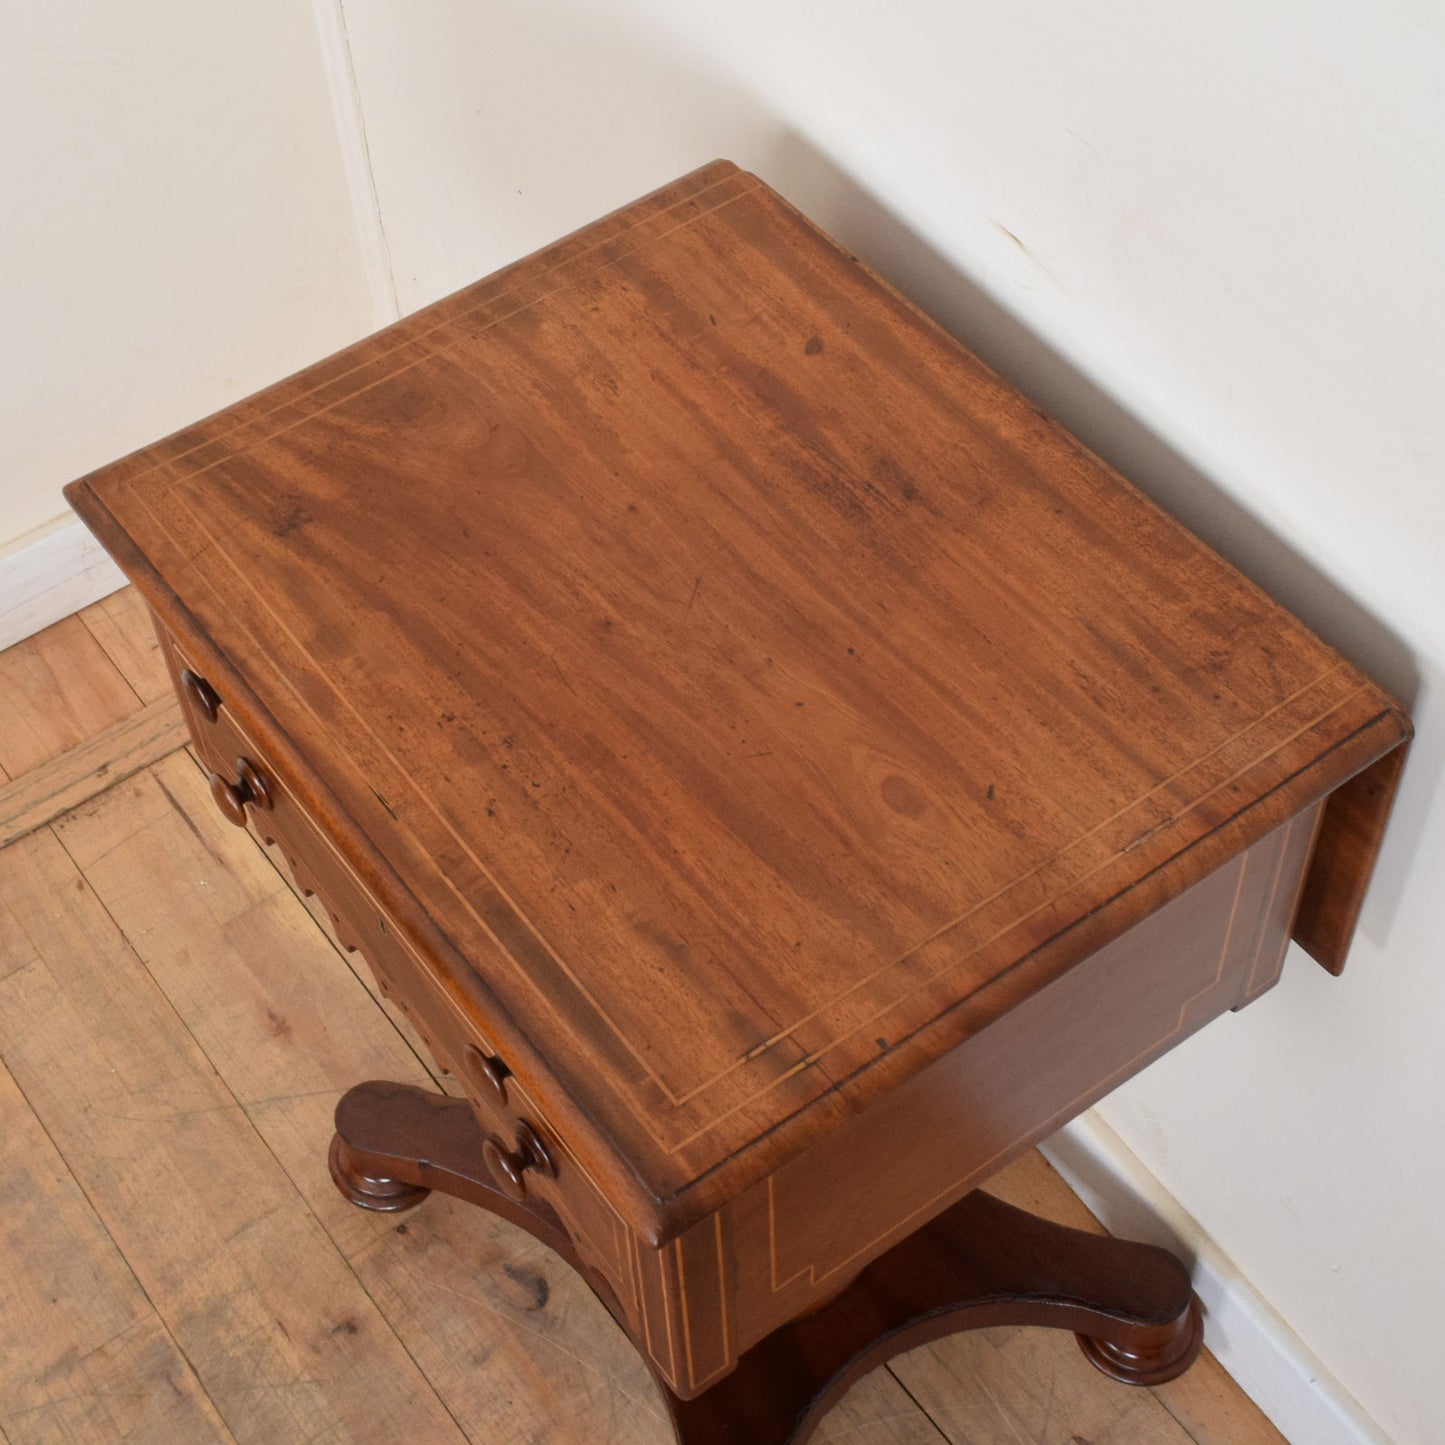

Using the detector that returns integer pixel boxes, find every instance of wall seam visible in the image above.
[311,0,401,330]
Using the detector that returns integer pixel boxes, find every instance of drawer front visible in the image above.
[157,629,646,1340]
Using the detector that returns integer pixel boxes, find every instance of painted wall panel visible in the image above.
[0,2,374,550]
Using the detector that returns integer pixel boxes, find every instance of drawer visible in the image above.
[157,629,644,1332]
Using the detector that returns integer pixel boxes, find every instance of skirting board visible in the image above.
[0,517,126,652]
[1041,1113,1388,1445]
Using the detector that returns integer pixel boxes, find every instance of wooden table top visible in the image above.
[68,161,1408,1237]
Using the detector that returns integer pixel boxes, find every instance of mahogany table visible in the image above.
[68,161,1410,1442]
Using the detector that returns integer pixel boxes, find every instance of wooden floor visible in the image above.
[0,586,1289,1444]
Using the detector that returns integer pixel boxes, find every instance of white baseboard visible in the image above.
[1042,1114,1389,1445]
[0,517,127,651]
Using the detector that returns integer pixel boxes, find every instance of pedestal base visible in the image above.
[330,1081,1203,1444]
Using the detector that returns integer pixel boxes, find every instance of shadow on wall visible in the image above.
[747,131,1431,949]
[755,131,1419,711]
[393,0,1414,701]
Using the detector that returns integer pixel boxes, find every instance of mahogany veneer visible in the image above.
[67,160,1409,1437]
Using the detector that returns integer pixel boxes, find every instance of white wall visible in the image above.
[0,1,377,554]
[337,3,1444,1439]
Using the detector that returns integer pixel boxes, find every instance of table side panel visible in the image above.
[655,808,1321,1390]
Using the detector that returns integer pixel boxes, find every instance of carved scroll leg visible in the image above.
[327,1080,576,1260]
[662,1188,1203,1445]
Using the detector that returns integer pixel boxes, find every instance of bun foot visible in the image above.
[328,1130,431,1213]
[1077,1296,1205,1385]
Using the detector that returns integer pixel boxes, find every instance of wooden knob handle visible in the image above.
[463,1044,510,1109]
[208,757,274,827]
[180,668,221,723]
[483,1136,528,1199]
[482,1121,556,1201]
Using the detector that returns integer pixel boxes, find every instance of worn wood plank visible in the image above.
[59,752,464,1258]
[812,1380,950,1444]
[0,824,467,1445]
[347,1202,672,1442]
[896,1325,1197,1445]
[0,613,141,777]
[0,694,187,847]
[0,1054,234,1445]
[225,772,449,1093]
[79,584,172,703]
[1154,1365,1292,1445]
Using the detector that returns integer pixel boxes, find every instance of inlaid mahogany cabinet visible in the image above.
[67,161,1410,1443]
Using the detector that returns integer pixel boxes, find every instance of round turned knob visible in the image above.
[180,668,221,723]
[463,1044,510,1109]
[482,1136,526,1200]
[482,1121,556,1201]
[208,757,274,827]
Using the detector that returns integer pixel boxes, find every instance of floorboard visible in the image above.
[0,1057,234,1443]
[0,695,187,847]
[78,587,172,705]
[0,614,141,777]
[0,827,466,1444]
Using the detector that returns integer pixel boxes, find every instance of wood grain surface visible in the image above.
[0,1056,233,1443]
[78,583,174,703]
[0,612,140,778]
[0,694,186,847]
[66,161,1409,1241]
